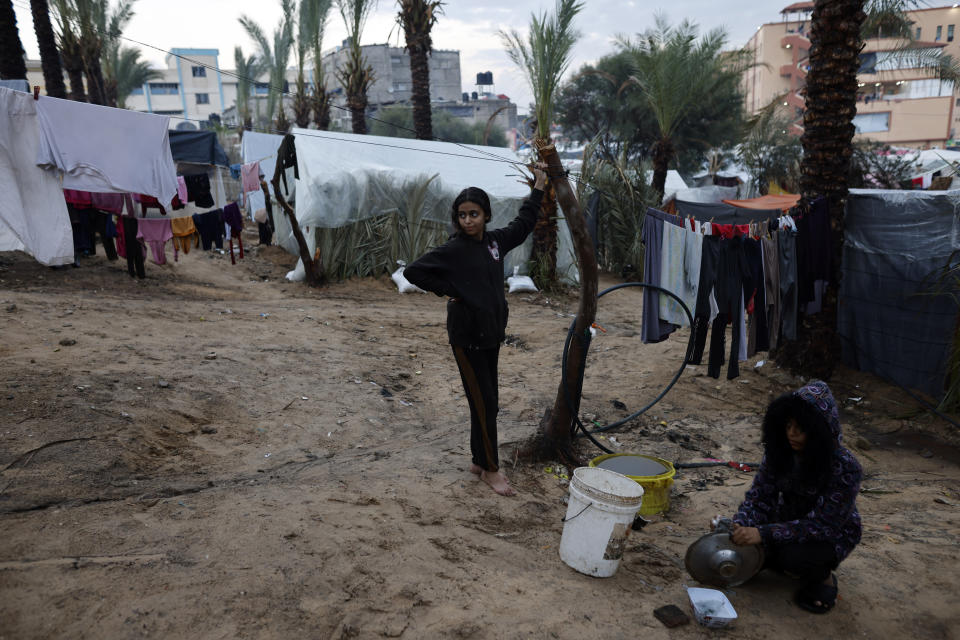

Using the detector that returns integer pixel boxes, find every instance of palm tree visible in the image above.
[234,46,263,131]
[397,0,443,140]
[336,0,377,134]
[72,0,112,105]
[617,15,753,198]
[500,0,582,286]
[776,0,960,378]
[293,0,326,128]
[111,46,158,108]
[239,0,295,130]
[502,0,596,467]
[30,0,67,97]
[98,0,138,107]
[51,0,86,101]
[0,0,28,81]
[310,0,333,129]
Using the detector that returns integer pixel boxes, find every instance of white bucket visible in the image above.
[559,467,645,577]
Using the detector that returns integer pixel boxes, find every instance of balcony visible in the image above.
[780,63,808,78]
[781,33,810,52]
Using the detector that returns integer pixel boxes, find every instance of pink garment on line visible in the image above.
[136,218,174,265]
[90,192,125,214]
[240,161,261,193]
[177,176,188,203]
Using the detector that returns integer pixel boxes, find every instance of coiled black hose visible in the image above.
[559,282,695,454]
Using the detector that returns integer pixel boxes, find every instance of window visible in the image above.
[949,25,955,42]
[148,82,179,95]
[130,87,143,95]
[195,93,210,105]
[936,25,942,41]
[853,112,890,133]
[254,82,270,95]
[916,26,922,40]
[191,66,206,77]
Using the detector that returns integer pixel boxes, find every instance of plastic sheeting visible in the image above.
[839,189,960,399]
[722,194,800,211]
[674,200,781,223]
[240,131,296,246]
[671,186,738,204]
[286,128,578,283]
[169,130,229,166]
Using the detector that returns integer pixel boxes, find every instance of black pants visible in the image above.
[452,345,500,472]
[764,541,838,585]
[91,211,118,261]
[690,236,750,379]
[122,217,145,279]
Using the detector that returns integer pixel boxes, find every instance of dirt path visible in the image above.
[1,229,958,639]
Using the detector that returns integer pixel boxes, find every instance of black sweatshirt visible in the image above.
[404,189,543,349]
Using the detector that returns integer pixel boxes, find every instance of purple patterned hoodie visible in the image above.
[734,381,863,561]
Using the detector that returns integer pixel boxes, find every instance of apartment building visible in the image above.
[743,2,960,148]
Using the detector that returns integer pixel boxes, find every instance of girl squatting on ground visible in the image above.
[404,163,548,497]
[728,380,862,613]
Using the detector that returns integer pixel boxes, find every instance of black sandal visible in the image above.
[796,573,838,614]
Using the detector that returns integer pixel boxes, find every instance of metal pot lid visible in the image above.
[684,530,765,587]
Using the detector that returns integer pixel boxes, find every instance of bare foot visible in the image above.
[469,464,483,476]
[480,470,516,496]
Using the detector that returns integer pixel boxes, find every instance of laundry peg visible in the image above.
[33,86,40,100]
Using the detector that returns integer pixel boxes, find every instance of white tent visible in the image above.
[285,128,578,283]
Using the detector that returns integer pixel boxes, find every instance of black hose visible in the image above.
[559,282,695,454]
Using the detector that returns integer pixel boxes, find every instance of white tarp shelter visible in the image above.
[284,128,578,283]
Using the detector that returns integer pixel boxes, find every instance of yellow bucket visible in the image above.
[589,453,676,515]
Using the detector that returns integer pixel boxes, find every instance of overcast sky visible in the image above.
[12,0,776,113]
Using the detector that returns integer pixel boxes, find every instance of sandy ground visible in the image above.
[1,226,958,640]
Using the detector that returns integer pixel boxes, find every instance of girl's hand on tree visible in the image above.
[531,162,548,191]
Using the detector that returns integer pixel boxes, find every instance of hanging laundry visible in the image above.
[64,189,94,208]
[90,192,126,215]
[761,234,780,351]
[743,237,768,356]
[183,173,214,208]
[120,216,146,278]
[177,176,188,204]
[170,216,199,259]
[276,134,299,194]
[136,218,174,265]
[241,161,261,193]
[641,208,681,343]
[659,222,702,327]
[34,94,177,207]
[0,89,74,265]
[778,229,799,342]
[193,209,225,250]
[222,202,245,265]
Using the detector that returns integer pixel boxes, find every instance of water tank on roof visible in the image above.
[476,71,493,85]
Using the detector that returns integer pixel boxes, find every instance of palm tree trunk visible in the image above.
[82,44,106,105]
[61,41,86,102]
[30,0,66,97]
[348,91,367,134]
[775,0,866,379]
[313,80,331,130]
[530,187,559,288]
[650,136,673,198]
[293,75,311,128]
[529,140,599,466]
[409,46,432,140]
[0,0,28,81]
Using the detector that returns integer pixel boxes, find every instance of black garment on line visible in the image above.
[90,211,118,261]
[743,237,768,354]
[796,197,832,308]
[192,209,224,250]
[690,235,752,379]
[122,217,145,279]
[68,205,94,256]
[183,173,214,208]
[452,345,501,472]
[275,134,299,194]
